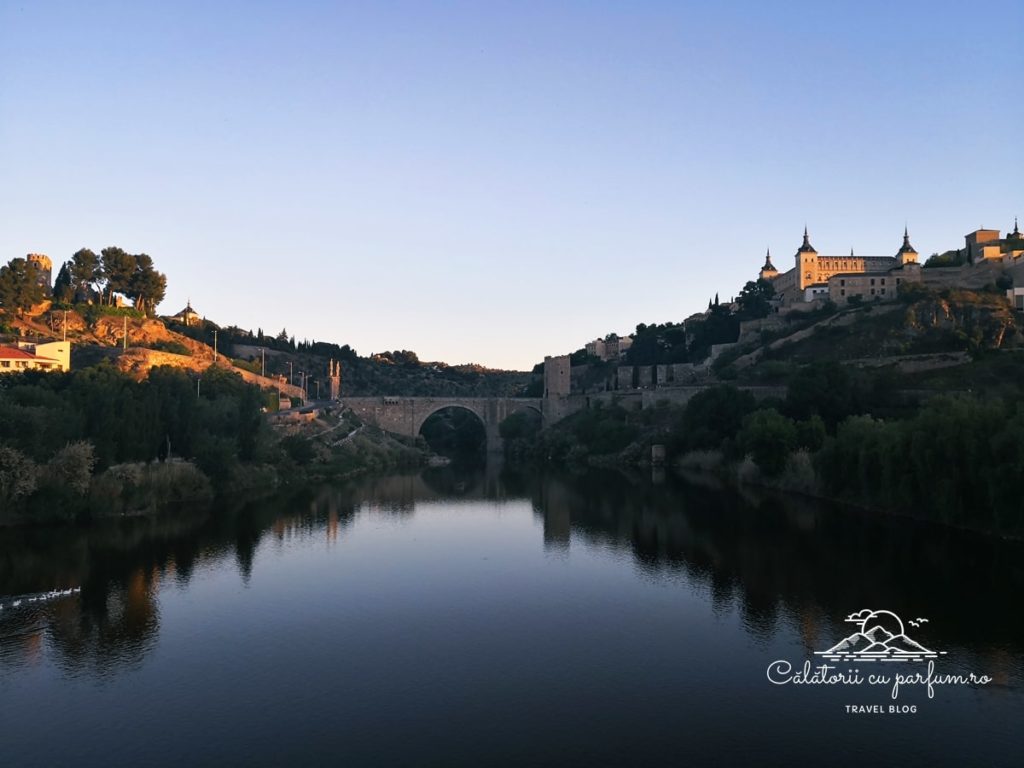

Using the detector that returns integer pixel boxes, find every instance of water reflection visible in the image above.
[1,467,1022,684]
[531,471,1024,657]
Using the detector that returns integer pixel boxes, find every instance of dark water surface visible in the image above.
[1,468,1022,767]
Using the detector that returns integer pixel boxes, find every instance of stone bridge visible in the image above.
[342,396,545,453]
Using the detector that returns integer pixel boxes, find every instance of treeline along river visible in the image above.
[1,467,1022,766]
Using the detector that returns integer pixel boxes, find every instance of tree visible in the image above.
[677,385,757,455]
[739,408,797,476]
[69,248,101,301]
[99,247,136,305]
[0,258,46,316]
[736,278,776,320]
[785,361,860,430]
[687,305,740,362]
[125,253,167,315]
[0,446,38,504]
[53,262,75,303]
[46,441,96,495]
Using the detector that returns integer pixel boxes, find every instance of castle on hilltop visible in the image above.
[759,227,922,307]
[26,253,52,289]
[759,221,1024,309]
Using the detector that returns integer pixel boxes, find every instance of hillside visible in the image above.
[2,306,532,399]
[715,285,1024,391]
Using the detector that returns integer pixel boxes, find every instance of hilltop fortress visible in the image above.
[761,221,1024,309]
[538,218,1024,408]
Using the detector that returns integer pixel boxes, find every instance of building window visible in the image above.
[881,279,886,285]
[0,361,9,368]
[896,278,901,285]
[881,288,886,294]
[871,288,875,295]
[870,278,875,286]
[840,289,846,296]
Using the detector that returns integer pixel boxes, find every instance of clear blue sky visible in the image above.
[2,1,1021,370]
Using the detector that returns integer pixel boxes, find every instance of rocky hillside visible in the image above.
[719,285,1023,385]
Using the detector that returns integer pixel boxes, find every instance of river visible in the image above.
[1,467,1022,767]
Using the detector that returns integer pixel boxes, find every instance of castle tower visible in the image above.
[759,248,778,280]
[543,354,570,398]
[26,254,52,291]
[795,226,818,290]
[328,359,341,400]
[896,226,919,266]
[1008,217,1023,242]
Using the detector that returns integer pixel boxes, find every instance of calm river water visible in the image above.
[1,467,1022,767]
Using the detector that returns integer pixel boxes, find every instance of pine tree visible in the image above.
[0,258,46,316]
[53,262,75,303]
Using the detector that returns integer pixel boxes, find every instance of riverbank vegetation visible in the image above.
[0,365,424,523]
[506,357,1024,538]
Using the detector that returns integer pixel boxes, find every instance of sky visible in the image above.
[1,1,1021,371]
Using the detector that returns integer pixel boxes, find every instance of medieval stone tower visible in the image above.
[26,253,52,290]
[328,359,342,400]
[795,227,818,290]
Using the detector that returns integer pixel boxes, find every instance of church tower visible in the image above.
[795,227,818,290]
[896,226,919,266]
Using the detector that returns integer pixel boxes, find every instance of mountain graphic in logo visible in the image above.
[815,609,944,662]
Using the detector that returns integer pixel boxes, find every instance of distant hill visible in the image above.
[1,306,533,399]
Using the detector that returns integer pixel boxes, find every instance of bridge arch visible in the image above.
[340,396,545,453]
[412,402,488,438]
[416,403,491,458]
[506,403,543,419]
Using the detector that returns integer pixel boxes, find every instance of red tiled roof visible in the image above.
[0,346,37,360]
[0,346,59,363]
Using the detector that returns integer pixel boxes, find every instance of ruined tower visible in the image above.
[26,253,52,291]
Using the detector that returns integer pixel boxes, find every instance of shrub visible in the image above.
[778,449,818,494]
[151,340,191,356]
[0,446,37,504]
[739,408,797,476]
[45,441,96,495]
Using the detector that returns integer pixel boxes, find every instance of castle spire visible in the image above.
[798,225,816,253]
[762,248,775,270]
[898,226,916,253]
[1015,217,1020,236]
